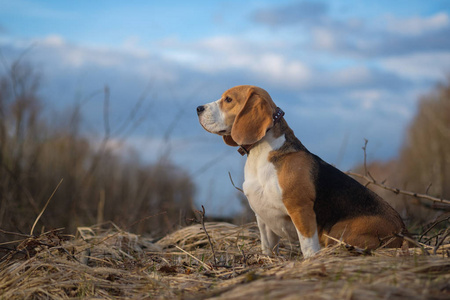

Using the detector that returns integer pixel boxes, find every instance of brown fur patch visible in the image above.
[322,215,405,249]
[230,88,274,145]
[219,85,278,146]
[273,151,318,238]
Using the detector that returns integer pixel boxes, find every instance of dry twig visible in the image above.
[395,232,429,256]
[228,172,244,194]
[419,215,450,242]
[323,234,371,255]
[433,228,450,255]
[346,140,450,206]
[30,179,64,236]
[193,205,218,266]
[174,245,214,271]
[346,171,450,205]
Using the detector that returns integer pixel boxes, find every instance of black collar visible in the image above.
[237,107,285,156]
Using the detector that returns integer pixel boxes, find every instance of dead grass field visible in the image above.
[1,222,449,299]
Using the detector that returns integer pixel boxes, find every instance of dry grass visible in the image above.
[1,222,449,299]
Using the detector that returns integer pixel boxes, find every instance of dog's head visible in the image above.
[196,85,277,146]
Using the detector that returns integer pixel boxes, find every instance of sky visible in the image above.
[1,0,450,216]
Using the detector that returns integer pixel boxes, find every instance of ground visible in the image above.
[0,222,449,299]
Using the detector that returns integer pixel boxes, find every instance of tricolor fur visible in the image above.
[197,85,407,258]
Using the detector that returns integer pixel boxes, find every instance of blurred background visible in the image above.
[0,0,449,239]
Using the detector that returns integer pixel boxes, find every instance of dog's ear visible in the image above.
[223,135,238,146]
[231,87,273,146]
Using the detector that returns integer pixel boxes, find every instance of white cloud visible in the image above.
[31,35,123,68]
[40,35,65,47]
[249,53,311,86]
[333,66,372,85]
[90,137,128,154]
[312,28,336,50]
[158,35,312,87]
[305,10,450,58]
[385,12,449,36]
[17,35,178,83]
[379,52,450,81]
[348,89,382,109]
[197,36,246,52]
[121,35,149,58]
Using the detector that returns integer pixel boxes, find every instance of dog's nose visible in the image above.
[196,105,205,115]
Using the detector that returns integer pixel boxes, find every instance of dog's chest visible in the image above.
[242,135,297,239]
[243,151,284,213]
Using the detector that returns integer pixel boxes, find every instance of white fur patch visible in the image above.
[198,99,229,134]
[297,229,320,258]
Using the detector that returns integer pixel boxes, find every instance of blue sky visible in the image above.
[1,0,450,215]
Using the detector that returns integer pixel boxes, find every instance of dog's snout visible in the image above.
[196,105,205,115]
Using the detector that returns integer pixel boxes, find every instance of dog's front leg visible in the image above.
[256,215,280,255]
[297,227,320,258]
[284,201,321,258]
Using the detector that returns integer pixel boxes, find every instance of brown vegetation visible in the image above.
[351,79,450,228]
[401,79,450,200]
[0,222,449,299]
[0,58,194,241]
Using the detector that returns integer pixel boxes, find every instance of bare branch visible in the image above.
[114,82,154,137]
[30,178,64,236]
[425,183,433,195]
[362,138,368,176]
[350,138,450,207]
[193,205,217,266]
[127,211,168,230]
[103,85,110,140]
[419,215,450,242]
[433,228,450,255]
[323,234,371,255]
[346,171,450,205]
[394,232,430,256]
[228,172,244,194]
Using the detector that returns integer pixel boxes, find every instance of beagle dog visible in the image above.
[196,85,407,258]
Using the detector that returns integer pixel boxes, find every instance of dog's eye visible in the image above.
[225,96,232,103]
